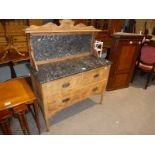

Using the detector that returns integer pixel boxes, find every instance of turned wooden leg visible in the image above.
[13,104,30,135]
[0,110,12,135]
[17,112,27,135]
[32,100,41,134]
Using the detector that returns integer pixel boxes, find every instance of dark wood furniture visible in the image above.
[13,104,30,135]
[73,19,125,48]
[0,109,12,135]
[26,20,111,131]
[131,41,155,89]
[106,32,144,91]
[0,78,41,134]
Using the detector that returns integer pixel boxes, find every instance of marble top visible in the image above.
[30,55,111,84]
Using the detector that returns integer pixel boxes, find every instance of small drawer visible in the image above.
[82,67,109,85]
[48,91,81,113]
[12,36,27,42]
[45,73,82,93]
[81,80,106,98]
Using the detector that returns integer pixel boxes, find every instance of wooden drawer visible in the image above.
[48,89,81,114]
[12,36,27,42]
[47,80,106,115]
[81,80,106,98]
[82,66,109,85]
[45,73,82,93]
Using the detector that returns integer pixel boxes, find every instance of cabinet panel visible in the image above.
[116,45,137,72]
[107,33,144,90]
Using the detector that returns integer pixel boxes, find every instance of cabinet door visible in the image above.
[107,40,140,90]
[114,41,139,73]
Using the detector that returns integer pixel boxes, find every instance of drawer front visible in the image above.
[45,73,82,93]
[13,42,28,52]
[81,80,106,98]
[48,89,81,114]
[82,66,109,85]
[13,36,27,42]
[47,80,106,115]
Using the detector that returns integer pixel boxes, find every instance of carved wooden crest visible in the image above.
[25,19,101,33]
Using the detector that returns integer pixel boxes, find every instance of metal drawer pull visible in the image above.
[93,73,99,78]
[62,98,70,103]
[62,82,70,88]
[92,87,98,92]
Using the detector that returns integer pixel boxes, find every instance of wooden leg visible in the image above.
[100,93,104,104]
[32,100,41,134]
[145,72,153,89]
[8,61,17,79]
[22,113,30,135]
[0,121,12,135]
[5,121,12,135]
[17,113,27,135]
[131,66,137,83]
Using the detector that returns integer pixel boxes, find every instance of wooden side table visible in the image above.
[0,78,41,134]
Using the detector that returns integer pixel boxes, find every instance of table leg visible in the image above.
[32,100,41,134]
[17,113,27,135]
[100,93,104,104]
[8,61,17,78]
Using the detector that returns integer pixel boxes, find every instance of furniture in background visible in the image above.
[0,78,41,134]
[26,20,111,131]
[73,19,125,48]
[0,109,12,135]
[13,104,30,135]
[0,20,29,79]
[106,32,144,91]
[131,42,155,89]
[29,19,125,49]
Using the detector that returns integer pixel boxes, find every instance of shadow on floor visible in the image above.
[130,70,155,89]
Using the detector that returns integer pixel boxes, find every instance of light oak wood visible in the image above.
[36,52,91,65]
[27,20,111,131]
[25,20,101,33]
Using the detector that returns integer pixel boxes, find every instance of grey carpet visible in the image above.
[0,62,155,135]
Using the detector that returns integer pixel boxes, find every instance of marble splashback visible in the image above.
[30,56,111,83]
[31,33,92,61]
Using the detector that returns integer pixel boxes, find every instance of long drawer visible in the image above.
[47,80,106,115]
[44,66,109,95]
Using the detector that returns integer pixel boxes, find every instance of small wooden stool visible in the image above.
[13,104,30,135]
[0,110,12,135]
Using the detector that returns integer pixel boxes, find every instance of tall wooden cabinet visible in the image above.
[106,33,144,90]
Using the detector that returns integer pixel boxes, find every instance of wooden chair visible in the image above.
[131,42,155,89]
[0,109,12,135]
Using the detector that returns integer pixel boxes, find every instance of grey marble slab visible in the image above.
[31,33,92,61]
[30,56,111,84]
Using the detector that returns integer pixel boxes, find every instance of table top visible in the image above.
[30,55,111,84]
[0,78,36,111]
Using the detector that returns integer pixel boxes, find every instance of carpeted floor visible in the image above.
[0,61,155,135]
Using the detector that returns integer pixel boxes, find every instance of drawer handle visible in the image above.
[62,98,70,103]
[93,73,99,78]
[62,82,70,88]
[92,87,98,92]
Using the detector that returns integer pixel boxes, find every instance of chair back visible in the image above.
[140,45,155,65]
